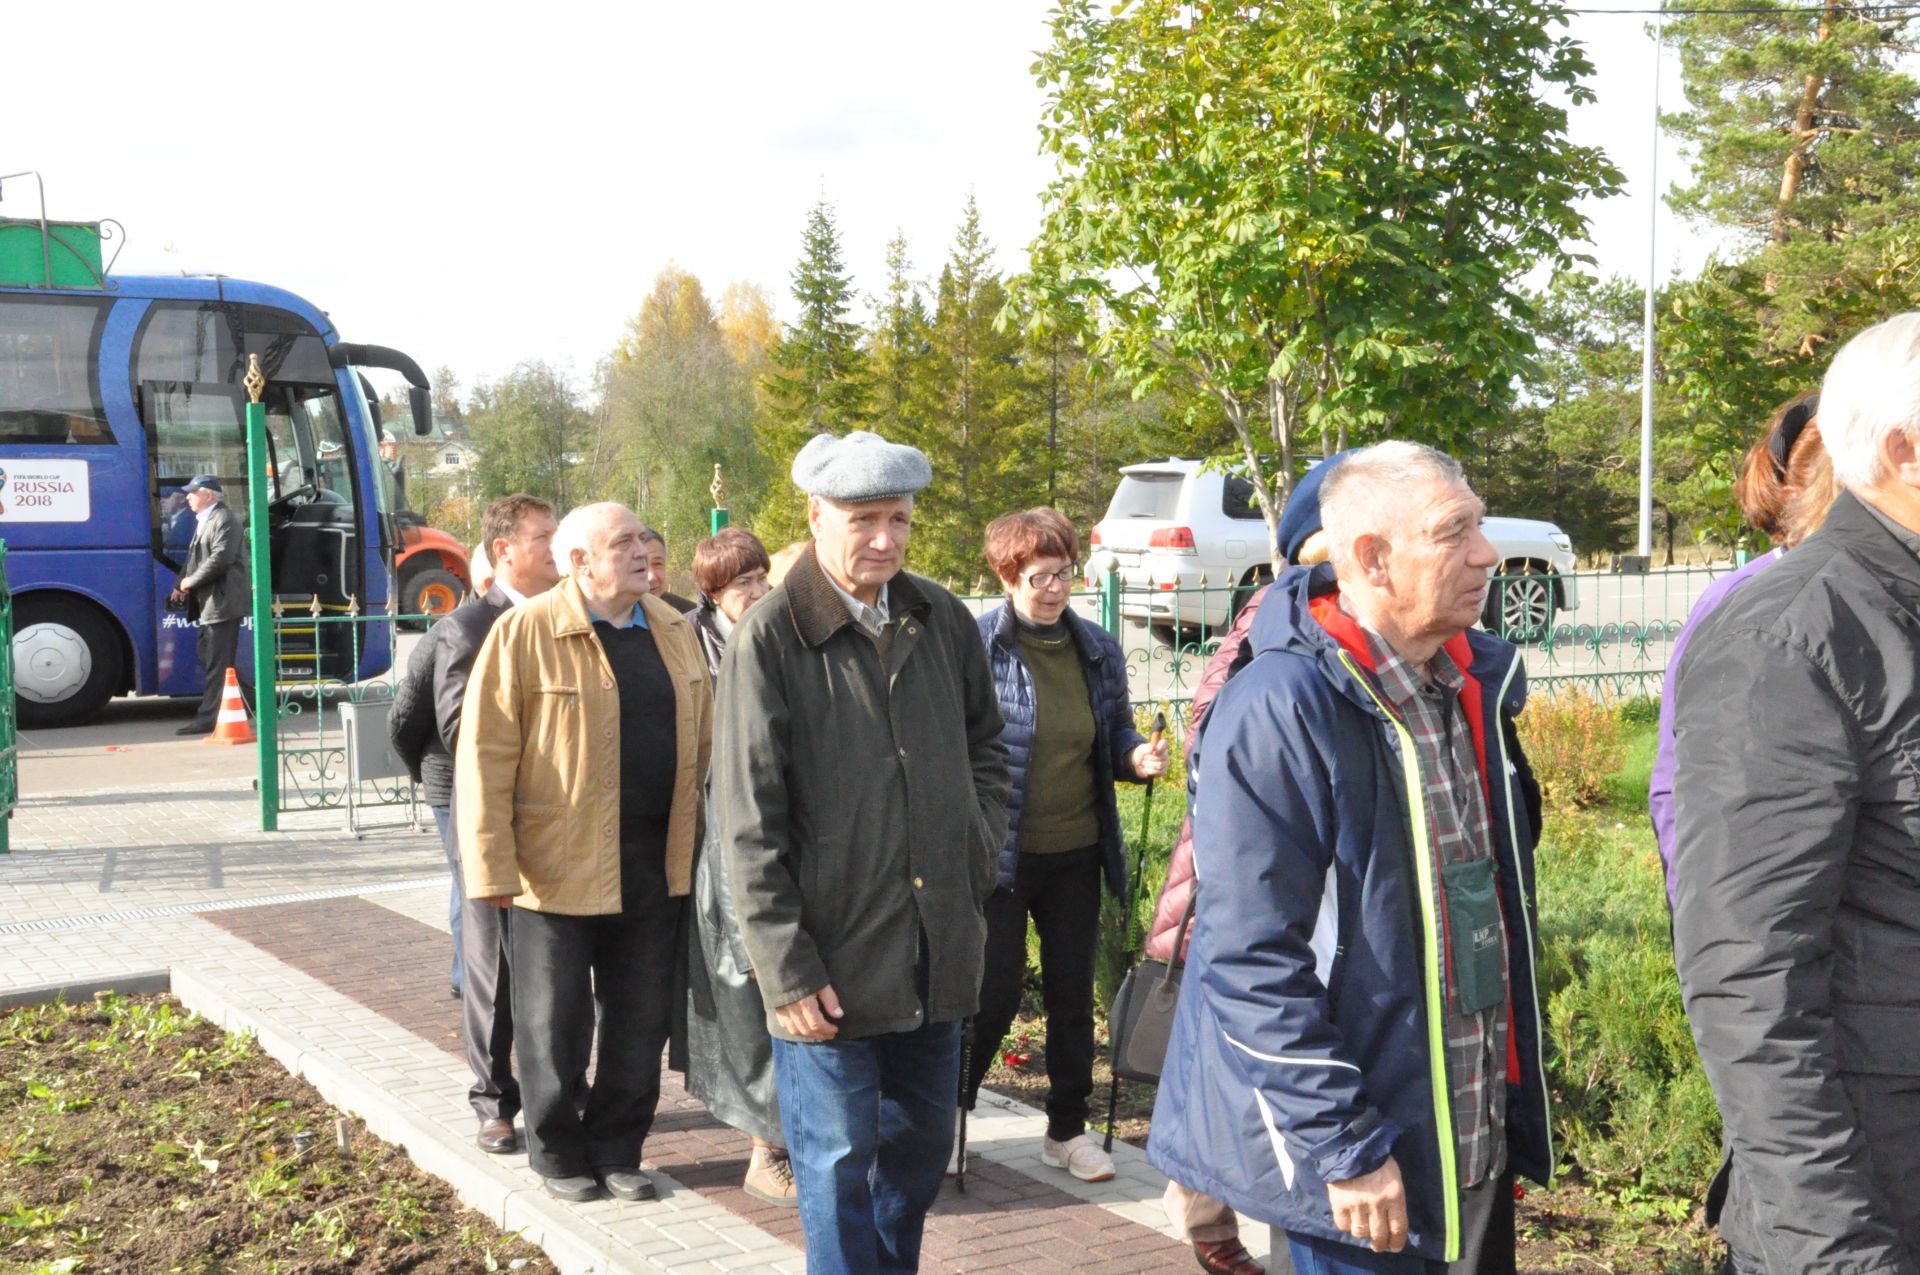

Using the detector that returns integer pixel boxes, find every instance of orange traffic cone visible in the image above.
[204,667,255,746]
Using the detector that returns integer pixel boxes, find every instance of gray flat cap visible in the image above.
[791,431,932,502]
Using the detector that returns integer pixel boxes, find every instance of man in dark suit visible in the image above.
[431,493,561,1153]
[169,475,250,736]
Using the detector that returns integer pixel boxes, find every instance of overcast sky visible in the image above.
[9,1,1722,399]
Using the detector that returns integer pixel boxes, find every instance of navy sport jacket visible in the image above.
[1147,563,1551,1263]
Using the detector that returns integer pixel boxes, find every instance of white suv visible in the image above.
[1087,458,1579,640]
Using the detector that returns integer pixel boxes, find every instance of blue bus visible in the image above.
[0,266,431,727]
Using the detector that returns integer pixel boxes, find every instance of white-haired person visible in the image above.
[1149,440,1552,1274]
[1672,312,1920,1274]
[470,539,495,598]
[457,501,712,1204]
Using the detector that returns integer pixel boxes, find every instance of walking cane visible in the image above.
[1105,708,1167,1153]
[956,1018,974,1194]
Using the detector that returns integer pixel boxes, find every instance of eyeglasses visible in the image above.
[1021,567,1077,591]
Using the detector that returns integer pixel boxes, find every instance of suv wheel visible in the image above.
[1485,565,1553,644]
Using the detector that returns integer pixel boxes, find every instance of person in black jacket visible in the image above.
[432,493,559,1155]
[170,475,251,735]
[1672,311,1920,1275]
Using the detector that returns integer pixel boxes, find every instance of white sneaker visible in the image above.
[946,1109,965,1176]
[1041,1134,1116,1183]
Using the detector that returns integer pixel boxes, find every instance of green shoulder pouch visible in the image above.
[1441,855,1507,1016]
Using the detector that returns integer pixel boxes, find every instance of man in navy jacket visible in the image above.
[1149,441,1551,1274]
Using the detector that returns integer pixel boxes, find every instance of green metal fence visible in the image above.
[268,598,437,827]
[0,541,15,853]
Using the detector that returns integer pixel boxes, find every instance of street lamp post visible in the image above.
[1638,6,1665,562]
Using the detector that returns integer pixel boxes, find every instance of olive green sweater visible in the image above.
[1016,620,1100,853]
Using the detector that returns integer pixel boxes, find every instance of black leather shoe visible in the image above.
[540,1174,601,1202]
[175,722,214,736]
[599,1168,656,1201]
[476,1118,520,1154]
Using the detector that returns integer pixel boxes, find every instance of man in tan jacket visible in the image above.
[456,502,713,1204]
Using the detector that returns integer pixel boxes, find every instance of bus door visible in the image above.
[136,301,366,689]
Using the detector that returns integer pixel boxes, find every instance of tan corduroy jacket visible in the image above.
[455,577,712,914]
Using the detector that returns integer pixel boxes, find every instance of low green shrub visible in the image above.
[1518,688,1627,809]
[1535,807,1720,1196]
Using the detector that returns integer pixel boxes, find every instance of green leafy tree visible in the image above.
[593,266,765,565]
[1020,0,1621,562]
[467,360,586,509]
[755,198,871,547]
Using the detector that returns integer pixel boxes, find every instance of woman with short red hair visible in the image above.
[686,528,773,681]
[961,507,1168,1186]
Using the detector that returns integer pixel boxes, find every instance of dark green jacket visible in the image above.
[714,545,1010,1043]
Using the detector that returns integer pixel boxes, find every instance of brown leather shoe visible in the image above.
[1193,1238,1265,1275]
[476,1118,521,1154]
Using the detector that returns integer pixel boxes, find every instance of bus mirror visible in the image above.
[409,386,433,436]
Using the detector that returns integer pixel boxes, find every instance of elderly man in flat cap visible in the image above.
[714,431,1010,1273]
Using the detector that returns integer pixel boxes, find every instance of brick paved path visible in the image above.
[207,896,1195,1273]
[0,778,1271,1273]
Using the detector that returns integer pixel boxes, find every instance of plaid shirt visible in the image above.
[1347,606,1509,1187]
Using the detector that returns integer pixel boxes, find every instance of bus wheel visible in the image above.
[14,595,123,729]
[400,568,464,630]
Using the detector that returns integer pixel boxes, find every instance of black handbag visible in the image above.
[1106,892,1197,1084]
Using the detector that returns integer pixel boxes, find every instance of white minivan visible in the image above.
[1087,458,1579,641]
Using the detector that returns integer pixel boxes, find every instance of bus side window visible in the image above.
[0,297,115,444]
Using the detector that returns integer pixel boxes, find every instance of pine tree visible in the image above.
[1665,2,1920,363]
[906,196,1043,588]
[753,198,871,549]
[868,231,934,440]
[1649,1,1920,539]
[1020,304,1174,539]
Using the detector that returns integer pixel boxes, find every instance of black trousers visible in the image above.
[442,791,521,1122]
[510,889,685,1179]
[191,616,248,726]
[963,844,1103,1143]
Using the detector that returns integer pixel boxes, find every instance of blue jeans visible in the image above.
[1288,1236,1444,1275]
[773,1017,963,1274]
[431,805,463,993]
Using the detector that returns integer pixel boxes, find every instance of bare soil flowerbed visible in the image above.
[0,993,553,1275]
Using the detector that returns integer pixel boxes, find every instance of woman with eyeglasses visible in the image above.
[961,506,1169,1185]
